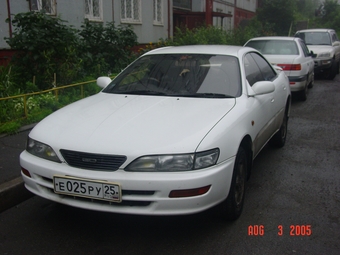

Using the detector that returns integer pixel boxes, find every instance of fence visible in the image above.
[0,79,102,133]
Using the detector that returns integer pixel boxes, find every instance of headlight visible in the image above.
[26,137,61,163]
[125,148,219,172]
[194,149,220,169]
[318,52,331,58]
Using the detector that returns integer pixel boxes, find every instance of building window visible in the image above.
[121,0,141,23]
[30,0,56,15]
[173,0,191,11]
[153,0,163,25]
[85,0,103,21]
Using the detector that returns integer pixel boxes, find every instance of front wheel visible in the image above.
[218,147,248,221]
[324,61,337,80]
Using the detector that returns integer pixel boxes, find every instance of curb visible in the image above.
[0,176,34,213]
[0,124,36,212]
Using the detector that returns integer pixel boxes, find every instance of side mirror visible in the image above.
[332,41,340,47]
[97,76,112,89]
[310,51,317,58]
[251,81,275,96]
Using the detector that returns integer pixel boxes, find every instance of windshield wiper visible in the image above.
[190,93,235,98]
[114,90,168,96]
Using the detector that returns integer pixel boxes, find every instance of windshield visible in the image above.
[246,40,299,55]
[296,32,331,45]
[103,54,241,98]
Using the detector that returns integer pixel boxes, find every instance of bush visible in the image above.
[0,121,21,135]
[6,11,82,91]
[5,12,138,92]
[79,20,138,76]
[172,25,228,45]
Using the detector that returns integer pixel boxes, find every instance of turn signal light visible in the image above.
[169,185,211,198]
[277,64,301,71]
[21,167,31,178]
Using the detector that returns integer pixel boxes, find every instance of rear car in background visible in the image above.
[244,36,314,101]
[295,28,340,80]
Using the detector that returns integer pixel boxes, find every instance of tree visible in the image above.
[256,0,297,36]
[320,0,340,31]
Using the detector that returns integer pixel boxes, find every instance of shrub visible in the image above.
[172,25,228,45]
[78,20,138,76]
[0,121,21,135]
[6,11,82,91]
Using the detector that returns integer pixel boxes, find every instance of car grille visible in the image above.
[60,149,127,171]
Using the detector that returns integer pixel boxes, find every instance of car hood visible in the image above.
[30,93,236,157]
[306,45,333,55]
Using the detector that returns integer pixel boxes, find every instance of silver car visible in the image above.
[245,36,314,101]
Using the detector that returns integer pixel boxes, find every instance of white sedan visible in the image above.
[20,45,291,220]
[244,36,314,101]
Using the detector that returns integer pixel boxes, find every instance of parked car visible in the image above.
[295,28,340,80]
[244,36,314,101]
[20,45,291,220]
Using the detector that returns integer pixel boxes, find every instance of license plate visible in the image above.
[53,176,121,202]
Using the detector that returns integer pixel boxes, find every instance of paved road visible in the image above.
[0,76,339,254]
[0,130,30,184]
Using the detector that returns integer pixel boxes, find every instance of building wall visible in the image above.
[0,0,171,50]
[119,0,171,44]
[213,1,234,31]
[236,0,257,12]
[0,0,29,49]
[234,0,257,28]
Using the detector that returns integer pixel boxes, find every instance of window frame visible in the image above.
[298,40,311,57]
[85,0,103,22]
[30,0,57,15]
[244,52,277,86]
[121,0,142,24]
[153,0,163,26]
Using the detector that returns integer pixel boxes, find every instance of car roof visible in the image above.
[296,28,334,33]
[246,36,298,41]
[143,45,250,57]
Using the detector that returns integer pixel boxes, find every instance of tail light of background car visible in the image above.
[277,64,302,71]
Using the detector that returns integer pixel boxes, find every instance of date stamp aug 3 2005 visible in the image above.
[247,225,312,236]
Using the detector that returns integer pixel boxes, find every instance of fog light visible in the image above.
[169,185,211,198]
[21,167,31,178]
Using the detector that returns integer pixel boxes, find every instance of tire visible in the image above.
[218,147,248,221]
[299,83,308,101]
[270,109,288,148]
[324,62,337,80]
[308,72,314,89]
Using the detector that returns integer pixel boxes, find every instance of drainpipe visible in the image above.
[112,0,114,23]
[7,0,12,39]
[168,0,171,38]
[205,0,213,26]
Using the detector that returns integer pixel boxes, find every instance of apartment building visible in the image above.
[0,0,258,65]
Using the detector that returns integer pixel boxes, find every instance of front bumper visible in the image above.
[313,58,333,73]
[20,150,235,215]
